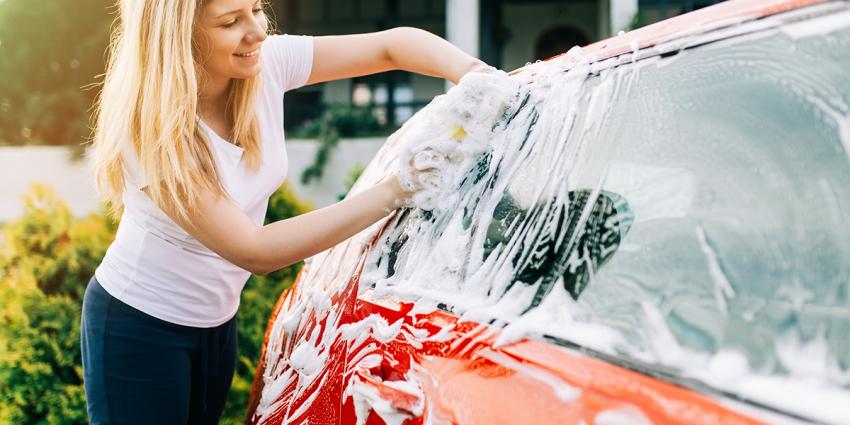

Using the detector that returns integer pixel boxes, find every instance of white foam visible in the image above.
[478,349,582,402]
[254,10,850,423]
[595,405,653,425]
[694,224,736,313]
[394,71,523,211]
[782,9,850,39]
[359,32,850,423]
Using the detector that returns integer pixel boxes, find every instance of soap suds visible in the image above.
[394,71,524,211]
[251,5,850,424]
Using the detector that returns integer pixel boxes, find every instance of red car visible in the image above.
[247,1,850,424]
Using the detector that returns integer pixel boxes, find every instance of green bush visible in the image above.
[0,182,311,424]
[0,184,115,300]
[0,270,88,425]
[0,185,101,424]
[337,162,366,201]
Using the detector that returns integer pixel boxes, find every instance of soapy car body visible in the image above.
[246,1,850,424]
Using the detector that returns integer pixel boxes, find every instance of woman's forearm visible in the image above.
[384,27,489,84]
[251,177,405,274]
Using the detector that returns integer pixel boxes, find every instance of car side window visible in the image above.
[561,16,850,376]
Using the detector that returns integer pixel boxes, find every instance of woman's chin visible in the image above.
[230,67,261,80]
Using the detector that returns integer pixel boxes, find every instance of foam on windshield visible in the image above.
[364,45,637,350]
[394,71,523,211]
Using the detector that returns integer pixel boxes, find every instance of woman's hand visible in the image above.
[378,174,414,210]
[451,59,499,84]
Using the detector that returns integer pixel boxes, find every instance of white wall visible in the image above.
[285,138,386,207]
[0,146,98,223]
[0,139,387,223]
[446,0,480,57]
[610,0,638,34]
[445,0,479,89]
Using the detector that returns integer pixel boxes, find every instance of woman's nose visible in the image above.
[246,17,268,43]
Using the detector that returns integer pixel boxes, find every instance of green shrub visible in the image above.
[0,269,87,425]
[0,185,96,424]
[0,182,311,424]
[338,162,366,201]
[0,184,115,300]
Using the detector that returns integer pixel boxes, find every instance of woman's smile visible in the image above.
[234,47,259,57]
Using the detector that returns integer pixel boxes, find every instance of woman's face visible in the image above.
[195,0,268,82]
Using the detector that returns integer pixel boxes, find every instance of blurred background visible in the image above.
[0,0,724,221]
[0,0,723,423]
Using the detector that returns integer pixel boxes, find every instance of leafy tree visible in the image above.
[0,0,113,146]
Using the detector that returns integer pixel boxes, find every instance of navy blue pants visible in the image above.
[80,276,237,425]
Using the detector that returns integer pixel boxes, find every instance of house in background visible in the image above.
[270,0,725,130]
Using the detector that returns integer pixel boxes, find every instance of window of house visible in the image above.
[350,71,413,126]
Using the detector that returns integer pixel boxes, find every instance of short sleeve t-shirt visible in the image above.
[95,34,314,328]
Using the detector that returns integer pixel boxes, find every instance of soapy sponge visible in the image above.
[396,71,522,211]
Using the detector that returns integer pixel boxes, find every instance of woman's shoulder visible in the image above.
[261,34,314,93]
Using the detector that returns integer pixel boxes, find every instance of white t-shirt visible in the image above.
[95,34,314,328]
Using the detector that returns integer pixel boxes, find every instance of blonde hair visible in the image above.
[91,0,266,222]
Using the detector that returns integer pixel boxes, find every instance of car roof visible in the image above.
[513,0,827,75]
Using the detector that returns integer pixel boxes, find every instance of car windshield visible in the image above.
[362,4,850,421]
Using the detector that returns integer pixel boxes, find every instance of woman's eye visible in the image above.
[222,9,262,28]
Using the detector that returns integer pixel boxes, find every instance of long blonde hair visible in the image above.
[91,0,265,222]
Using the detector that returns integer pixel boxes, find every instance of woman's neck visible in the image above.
[197,77,232,119]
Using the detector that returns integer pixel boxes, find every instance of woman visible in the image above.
[81,0,492,423]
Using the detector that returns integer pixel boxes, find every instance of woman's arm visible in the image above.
[167,176,407,275]
[191,28,478,274]
[306,27,492,86]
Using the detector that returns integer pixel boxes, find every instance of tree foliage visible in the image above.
[0,185,105,424]
[0,0,113,146]
[0,184,116,300]
[0,183,311,424]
